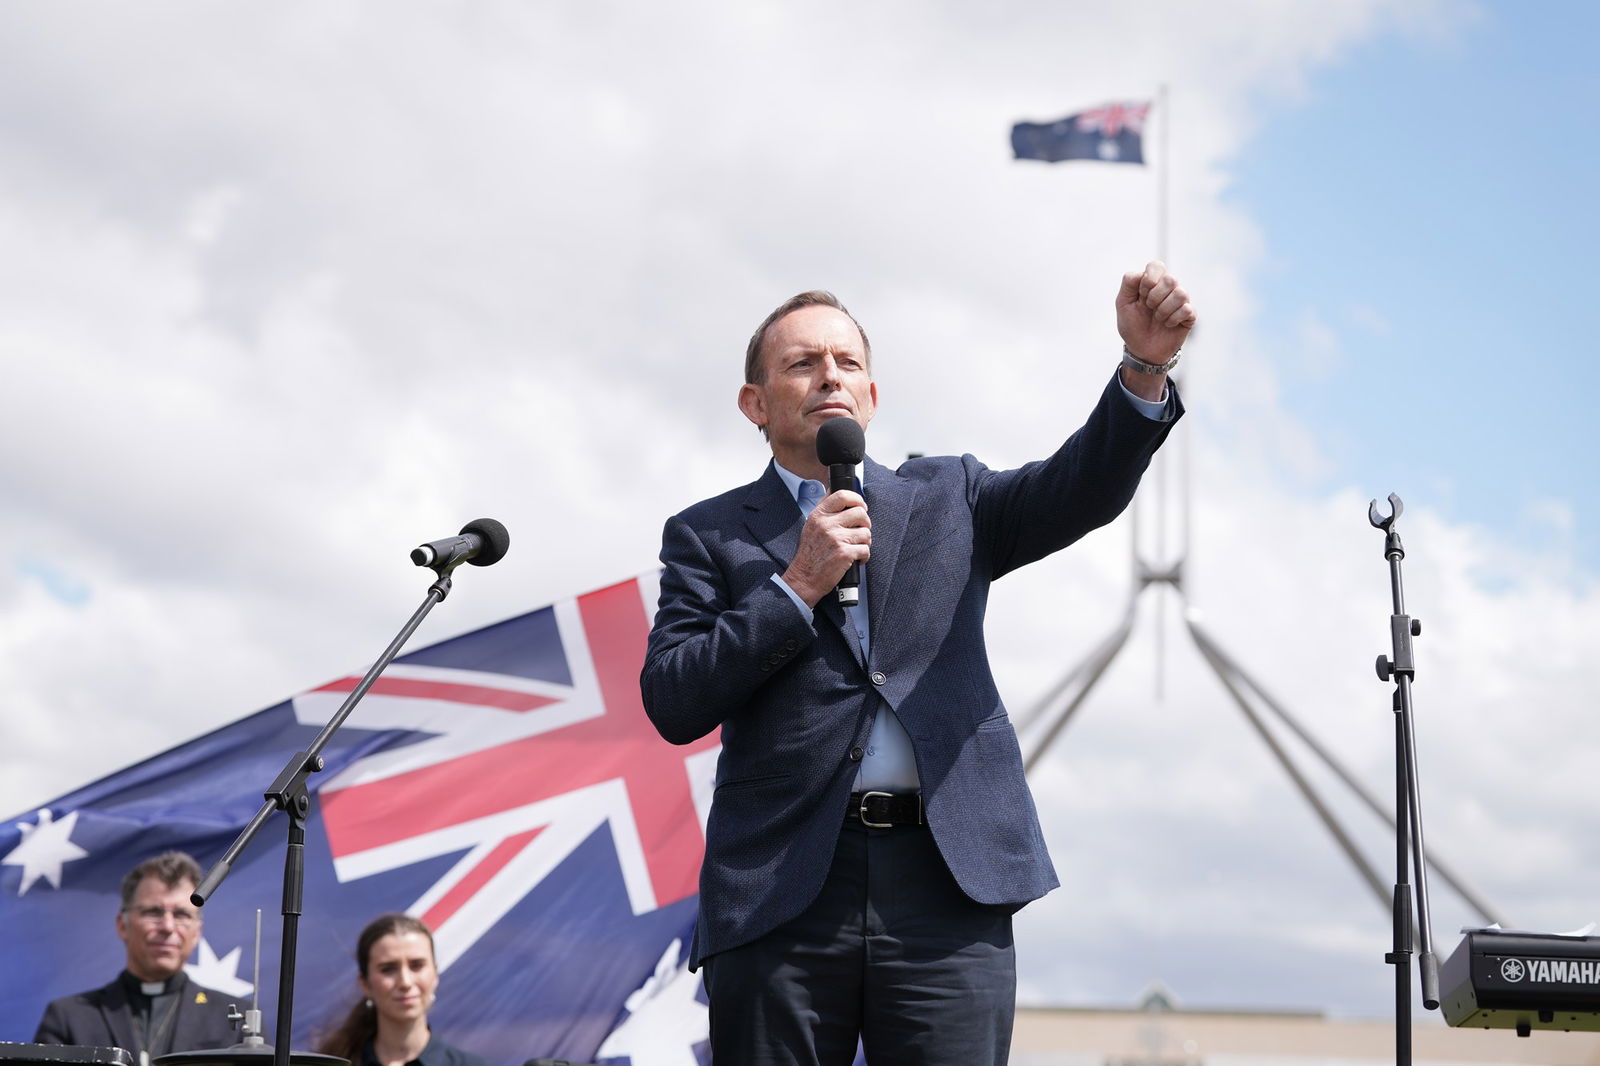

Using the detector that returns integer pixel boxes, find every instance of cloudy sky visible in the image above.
[3,0,1595,1025]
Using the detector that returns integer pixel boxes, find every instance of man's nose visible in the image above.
[817,355,841,387]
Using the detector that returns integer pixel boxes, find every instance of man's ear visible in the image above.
[737,383,766,430]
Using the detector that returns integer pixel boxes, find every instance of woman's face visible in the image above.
[359,931,438,1028]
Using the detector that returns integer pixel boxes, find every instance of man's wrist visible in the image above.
[770,572,817,618]
[1116,370,1169,416]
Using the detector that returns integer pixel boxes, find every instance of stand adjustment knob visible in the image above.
[1376,655,1393,680]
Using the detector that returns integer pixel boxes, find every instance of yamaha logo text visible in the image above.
[1498,956,1600,985]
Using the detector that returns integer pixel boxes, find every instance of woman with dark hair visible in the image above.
[317,914,487,1066]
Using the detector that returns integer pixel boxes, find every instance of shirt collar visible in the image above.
[774,459,865,508]
[120,970,187,998]
[771,460,817,506]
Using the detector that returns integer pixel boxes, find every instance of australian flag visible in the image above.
[1011,100,1151,164]
[0,575,717,1066]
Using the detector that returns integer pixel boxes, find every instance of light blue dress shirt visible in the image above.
[769,462,920,790]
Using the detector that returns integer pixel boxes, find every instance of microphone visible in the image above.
[410,518,511,573]
[815,417,866,607]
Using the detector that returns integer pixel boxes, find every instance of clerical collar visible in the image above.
[121,970,185,998]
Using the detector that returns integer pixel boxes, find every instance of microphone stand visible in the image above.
[1369,494,1439,1066]
[179,565,465,1066]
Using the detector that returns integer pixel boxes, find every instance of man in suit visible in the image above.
[641,263,1194,1065]
[34,851,240,1062]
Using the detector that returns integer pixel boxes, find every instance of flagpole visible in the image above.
[1152,82,1172,698]
[1157,83,1169,265]
[1161,84,1190,571]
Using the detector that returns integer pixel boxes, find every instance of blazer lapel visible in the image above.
[860,457,914,665]
[744,461,803,574]
[743,461,865,667]
[98,978,139,1058]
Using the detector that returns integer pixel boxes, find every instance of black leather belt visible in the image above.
[846,790,924,828]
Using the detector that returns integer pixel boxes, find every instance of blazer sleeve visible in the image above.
[33,999,74,1045]
[640,512,818,745]
[971,372,1181,579]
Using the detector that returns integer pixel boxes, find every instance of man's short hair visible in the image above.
[119,851,204,909]
[743,290,872,385]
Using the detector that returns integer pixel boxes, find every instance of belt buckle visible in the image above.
[858,790,894,829]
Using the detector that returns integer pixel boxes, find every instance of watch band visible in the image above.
[1121,344,1181,375]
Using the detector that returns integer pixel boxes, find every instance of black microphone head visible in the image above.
[815,416,866,466]
[460,518,511,567]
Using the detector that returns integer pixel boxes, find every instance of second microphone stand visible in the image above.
[1369,493,1440,1066]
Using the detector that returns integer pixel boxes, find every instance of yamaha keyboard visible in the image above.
[1441,928,1600,1035]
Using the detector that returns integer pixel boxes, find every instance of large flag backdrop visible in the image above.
[0,574,718,1066]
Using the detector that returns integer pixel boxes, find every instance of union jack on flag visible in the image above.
[1071,101,1149,139]
[1011,99,1151,165]
[0,575,717,1066]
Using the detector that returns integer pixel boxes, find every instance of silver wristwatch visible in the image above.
[1121,344,1181,375]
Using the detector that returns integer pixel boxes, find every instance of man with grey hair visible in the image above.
[34,851,240,1062]
[643,264,1195,1064]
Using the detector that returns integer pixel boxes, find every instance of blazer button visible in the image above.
[849,746,864,761]
[784,639,798,652]
[870,670,887,685]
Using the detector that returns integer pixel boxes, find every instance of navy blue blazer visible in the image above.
[642,373,1181,968]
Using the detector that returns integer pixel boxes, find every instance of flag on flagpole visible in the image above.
[0,574,717,1066]
[1011,100,1152,164]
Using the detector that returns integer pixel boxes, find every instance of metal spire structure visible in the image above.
[1012,382,1503,927]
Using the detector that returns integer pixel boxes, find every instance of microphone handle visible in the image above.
[411,533,481,570]
[828,463,861,604]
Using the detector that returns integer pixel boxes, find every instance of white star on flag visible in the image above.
[2,809,89,895]
[594,937,708,1066]
[187,938,255,999]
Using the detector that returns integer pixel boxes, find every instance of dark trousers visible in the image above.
[702,820,1016,1066]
